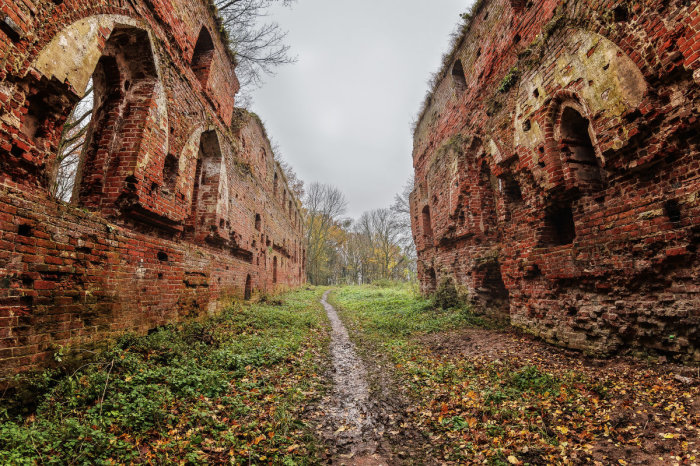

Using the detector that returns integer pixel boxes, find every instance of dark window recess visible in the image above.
[255,213,262,231]
[482,262,509,299]
[559,107,604,189]
[157,251,168,262]
[452,59,467,93]
[422,205,433,240]
[501,174,523,202]
[664,199,682,224]
[542,204,576,245]
[18,224,32,237]
[613,5,629,22]
[244,275,252,300]
[191,27,215,87]
[163,154,179,191]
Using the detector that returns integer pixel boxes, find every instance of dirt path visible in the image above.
[317,291,387,465]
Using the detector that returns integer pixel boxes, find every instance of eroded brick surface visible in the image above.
[411,0,699,360]
[0,0,305,378]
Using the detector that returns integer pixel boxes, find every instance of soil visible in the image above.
[313,300,698,465]
[417,328,699,465]
[312,291,388,465]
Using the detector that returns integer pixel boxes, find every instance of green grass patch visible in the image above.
[331,283,488,341]
[0,288,329,465]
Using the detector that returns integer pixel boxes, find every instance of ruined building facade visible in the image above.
[411,0,699,359]
[0,0,305,378]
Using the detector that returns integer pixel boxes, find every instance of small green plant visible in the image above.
[509,365,560,394]
[434,277,463,310]
[498,66,520,93]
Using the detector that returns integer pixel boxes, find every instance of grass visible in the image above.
[0,288,329,465]
[2,284,696,464]
[331,283,492,339]
[327,284,697,465]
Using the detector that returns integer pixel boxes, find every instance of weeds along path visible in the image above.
[318,290,386,464]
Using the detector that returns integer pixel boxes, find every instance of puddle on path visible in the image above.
[317,291,387,465]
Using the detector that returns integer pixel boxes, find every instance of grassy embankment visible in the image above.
[1,288,329,465]
[331,284,698,465]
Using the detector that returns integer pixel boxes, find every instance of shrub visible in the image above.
[434,277,463,310]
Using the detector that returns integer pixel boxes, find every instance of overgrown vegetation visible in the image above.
[331,283,490,342]
[434,276,464,310]
[0,288,328,464]
[331,284,699,464]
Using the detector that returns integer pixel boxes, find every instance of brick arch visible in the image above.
[514,27,647,189]
[18,7,137,77]
[22,16,169,214]
[543,90,606,193]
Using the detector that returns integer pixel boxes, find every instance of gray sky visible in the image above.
[251,1,471,219]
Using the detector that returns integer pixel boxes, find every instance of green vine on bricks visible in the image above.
[498,67,520,93]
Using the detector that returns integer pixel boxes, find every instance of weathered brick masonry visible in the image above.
[411,0,699,360]
[0,0,305,379]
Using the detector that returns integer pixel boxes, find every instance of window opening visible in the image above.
[244,275,252,300]
[422,205,433,240]
[559,106,604,189]
[191,27,215,87]
[542,203,576,245]
[51,78,94,202]
[452,59,467,94]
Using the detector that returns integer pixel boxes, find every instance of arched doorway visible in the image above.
[244,275,252,300]
[273,256,278,284]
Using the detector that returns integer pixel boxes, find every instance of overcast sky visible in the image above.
[250,0,471,219]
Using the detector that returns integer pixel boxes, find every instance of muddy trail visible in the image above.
[314,291,386,464]
[312,291,439,465]
[310,290,699,465]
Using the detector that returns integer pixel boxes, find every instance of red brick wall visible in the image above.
[411,0,699,360]
[0,0,305,379]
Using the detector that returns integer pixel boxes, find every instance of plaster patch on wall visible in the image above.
[32,15,142,96]
[514,28,647,151]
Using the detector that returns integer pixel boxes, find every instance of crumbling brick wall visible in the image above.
[411,0,699,360]
[0,0,305,379]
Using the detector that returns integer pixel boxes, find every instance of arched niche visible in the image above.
[421,205,433,241]
[513,28,647,180]
[188,129,229,242]
[191,27,215,87]
[452,59,467,94]
[552,99,606,191]
[26,15,168,210]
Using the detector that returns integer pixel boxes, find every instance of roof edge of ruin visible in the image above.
[412,0,491,137]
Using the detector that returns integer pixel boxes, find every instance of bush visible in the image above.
[434,277,463,310]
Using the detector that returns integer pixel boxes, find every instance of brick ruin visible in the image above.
[411,0,699,360]
[0,0,305,379]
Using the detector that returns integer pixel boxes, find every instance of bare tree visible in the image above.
[215,0,296,96]
[370,208,405,280]
[51,85,94,202]
[391,175,417,279]
[303,183,347,285]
